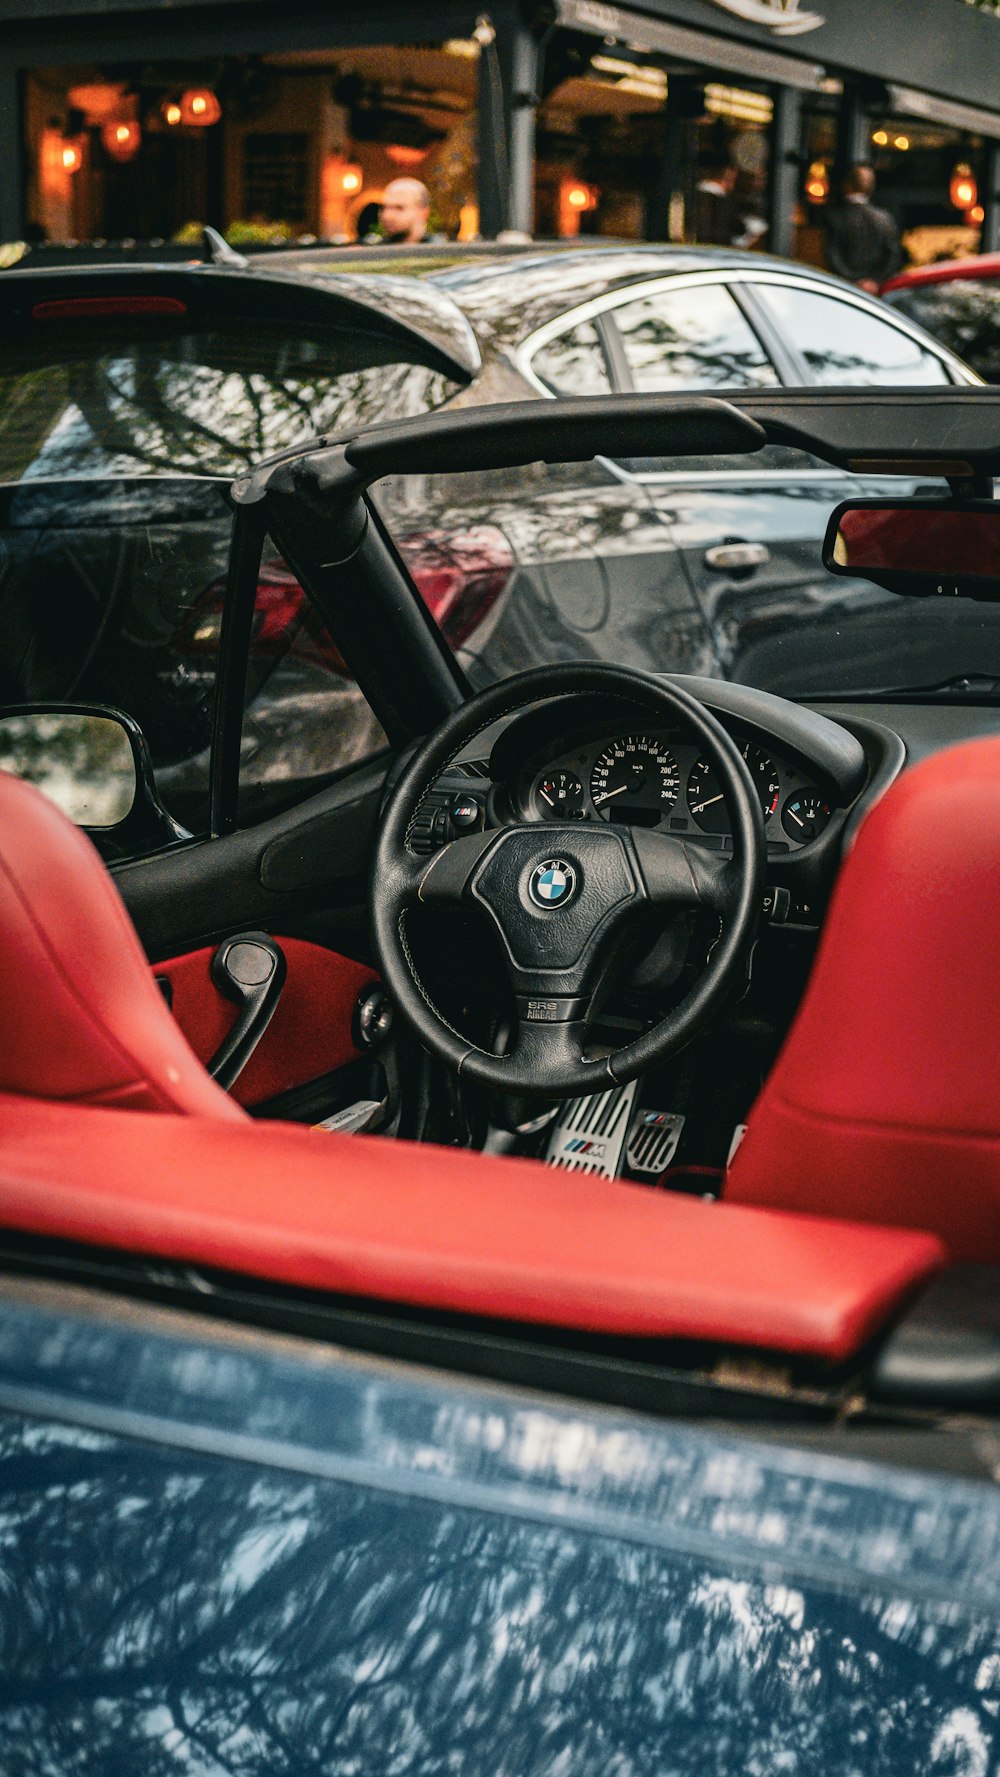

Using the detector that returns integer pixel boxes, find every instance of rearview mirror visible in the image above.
[823,499,1000,599]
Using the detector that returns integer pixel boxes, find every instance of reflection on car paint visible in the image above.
[0,1291,997,1773]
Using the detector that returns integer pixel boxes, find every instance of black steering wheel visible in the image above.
[372,665,765,1098]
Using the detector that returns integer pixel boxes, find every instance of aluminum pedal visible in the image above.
[313,1098,385,1135]
[545,1080,638,1179]
[626,1110,685,1177]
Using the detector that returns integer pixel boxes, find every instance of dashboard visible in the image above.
[514,727,832,856]
[411,676,890,929]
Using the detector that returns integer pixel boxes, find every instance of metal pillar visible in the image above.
[477,7,538,239]
[836,84,871,184]
[0,62,23,240]
[507,21,537,236]
[982,141,1000,255]
[768,86,801,260]
[645,74,692,242]
[477,22,504,238]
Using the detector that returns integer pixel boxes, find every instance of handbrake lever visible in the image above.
[208,932,286,1090]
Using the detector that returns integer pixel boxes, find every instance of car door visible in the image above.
[0,480,423,1121]
[741,274,966,694]
[577,271,872,696]
[369,310,713,693]
[0,272,467,1126]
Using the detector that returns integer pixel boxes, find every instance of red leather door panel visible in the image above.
[156,938,377,1107]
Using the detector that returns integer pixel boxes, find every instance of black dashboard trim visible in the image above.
[489,676,867,807]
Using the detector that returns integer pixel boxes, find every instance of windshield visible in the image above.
[371,458,1000,703]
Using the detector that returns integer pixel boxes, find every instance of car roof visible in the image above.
[883,252,1000,294]
[275,241,877,354]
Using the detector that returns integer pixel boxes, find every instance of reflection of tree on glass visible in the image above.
[0,324,457,484]
[614,286,779,394]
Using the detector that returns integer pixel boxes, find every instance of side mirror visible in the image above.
[823,498,1000,600]
[0,705,189,858]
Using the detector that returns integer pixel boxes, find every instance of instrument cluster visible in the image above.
[519,728,832,852]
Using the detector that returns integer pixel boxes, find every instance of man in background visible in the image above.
[826,165,902,292]
[692,156,738,246]
[379,179,432,245]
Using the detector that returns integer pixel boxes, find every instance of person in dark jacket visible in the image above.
[826,165,903,292]
[692,156,739,246]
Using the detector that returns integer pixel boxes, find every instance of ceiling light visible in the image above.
[101,118,141,161]
[704,84,773,124]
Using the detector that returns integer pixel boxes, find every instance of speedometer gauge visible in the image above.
[687,744,781,833]
[590,736,679,826]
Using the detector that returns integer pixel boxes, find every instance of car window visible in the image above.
[610,284,780,393]
[236,549,389,826]
[0,477,230,850]
[0,318,459,481]
[885,282,1000,383]
[529,321,611,396]
[756,285,952,386]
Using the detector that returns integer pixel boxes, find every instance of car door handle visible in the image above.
[703,541,771,573]
[208,932,286,1090]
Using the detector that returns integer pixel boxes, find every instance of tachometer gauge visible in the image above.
[590,736,679,826]
[781,791,831,844]
[687,744,781,833]
[534,769,583,819]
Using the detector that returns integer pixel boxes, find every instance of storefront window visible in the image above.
[866,119,984,265]
[23,43,479,247]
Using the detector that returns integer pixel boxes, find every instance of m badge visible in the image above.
[528,859,578,910]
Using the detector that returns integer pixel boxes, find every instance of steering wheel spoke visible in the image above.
[468,1006,614,1100]
[630,828,740,918]
[414,829,500,906]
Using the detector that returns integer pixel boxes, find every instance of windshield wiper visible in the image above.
[815,674,1000,703]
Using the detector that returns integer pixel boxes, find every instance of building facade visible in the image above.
[3,0,999,262]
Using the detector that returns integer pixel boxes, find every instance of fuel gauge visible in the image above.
[781,791,831,844]
[534,770,584,819]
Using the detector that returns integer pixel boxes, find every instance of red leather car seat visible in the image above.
[727,737,1000,1261]
[0,772,244,1119]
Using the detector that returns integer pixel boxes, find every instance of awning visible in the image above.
[889,84,1000,144]
[554,0,826,90]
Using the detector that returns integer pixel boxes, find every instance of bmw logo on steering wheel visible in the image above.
[529,858,578,910]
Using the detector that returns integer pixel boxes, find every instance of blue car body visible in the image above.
[1,1284,997,1774]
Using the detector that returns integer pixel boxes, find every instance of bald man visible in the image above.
[379,179,431,245]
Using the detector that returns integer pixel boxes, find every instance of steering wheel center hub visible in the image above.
[528,859,577,909]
